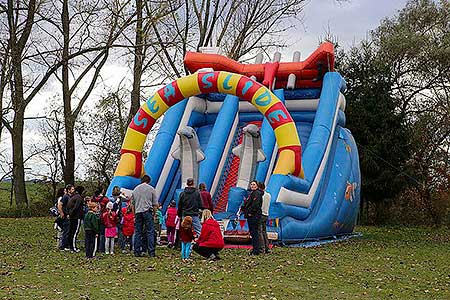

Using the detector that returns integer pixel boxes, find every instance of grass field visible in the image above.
[0,218,449,300]
[0,182,54,217]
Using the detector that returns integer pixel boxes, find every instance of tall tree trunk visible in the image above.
[64,121,75,184]
[61,0,75,185]
[6,0,37,212]
[12,109,28,211]
[128,0,144,124]
[10,59,27,210]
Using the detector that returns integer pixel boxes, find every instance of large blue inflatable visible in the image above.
[108,42,361,244]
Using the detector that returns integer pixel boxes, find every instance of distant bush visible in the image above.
[362,189,450,226]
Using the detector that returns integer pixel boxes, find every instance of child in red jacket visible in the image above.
[165,200,178,247]
[102,202,118,254]
[179,216,196,260]
[121,205,135,252]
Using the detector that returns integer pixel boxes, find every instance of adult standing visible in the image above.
[199,183,214,213]
[258,182,271,254]
[67,186,85,252]
[58,184,74,251]
[131,175,159,257]
[242,180,263,255]
[193,209,224,260]
[178,178,202,236]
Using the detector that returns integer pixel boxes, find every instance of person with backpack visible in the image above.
[67,186,86,253]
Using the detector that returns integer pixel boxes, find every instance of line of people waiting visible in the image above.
[53,176,225,261]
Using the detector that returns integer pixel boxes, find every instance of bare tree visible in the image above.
[80,80,162,185]
[126,0,182,121]
[1,0,132,209]
[149,0,307,78]
[39,0,137,185]
[36,107,65,201]
[4,0,44,209]
[0,14,12,144]
[79,83,130,186]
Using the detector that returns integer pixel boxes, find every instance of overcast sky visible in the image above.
[291,0,408,57]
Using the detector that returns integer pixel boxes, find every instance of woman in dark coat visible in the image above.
[242,180,263,255]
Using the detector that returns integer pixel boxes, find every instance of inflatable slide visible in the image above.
[107,42,361,244]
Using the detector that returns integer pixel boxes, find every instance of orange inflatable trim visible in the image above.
[184,42,335,89]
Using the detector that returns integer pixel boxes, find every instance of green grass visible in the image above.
[0,183,68,217]
[0,218,449,300]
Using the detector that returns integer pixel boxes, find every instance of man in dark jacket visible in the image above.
[67,186,85,252]
[58,184,74,251]
[178,178,202,235]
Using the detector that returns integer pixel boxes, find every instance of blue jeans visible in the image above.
[134,210,155,256]
[183,215,202,236]
[181,242,192,259]
[60,218,70,249]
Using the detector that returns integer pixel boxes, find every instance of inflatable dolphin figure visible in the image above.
[171,126,205,187]
[232,124,266,189]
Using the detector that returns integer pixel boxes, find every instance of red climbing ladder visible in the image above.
[213,121,263,214]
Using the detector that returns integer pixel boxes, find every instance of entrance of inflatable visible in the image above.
[114,71,304,180]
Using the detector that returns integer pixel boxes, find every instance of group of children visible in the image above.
[80,193,137,258]
[55,188,200,260]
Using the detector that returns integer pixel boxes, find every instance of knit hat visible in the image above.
[106,202,113,210]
